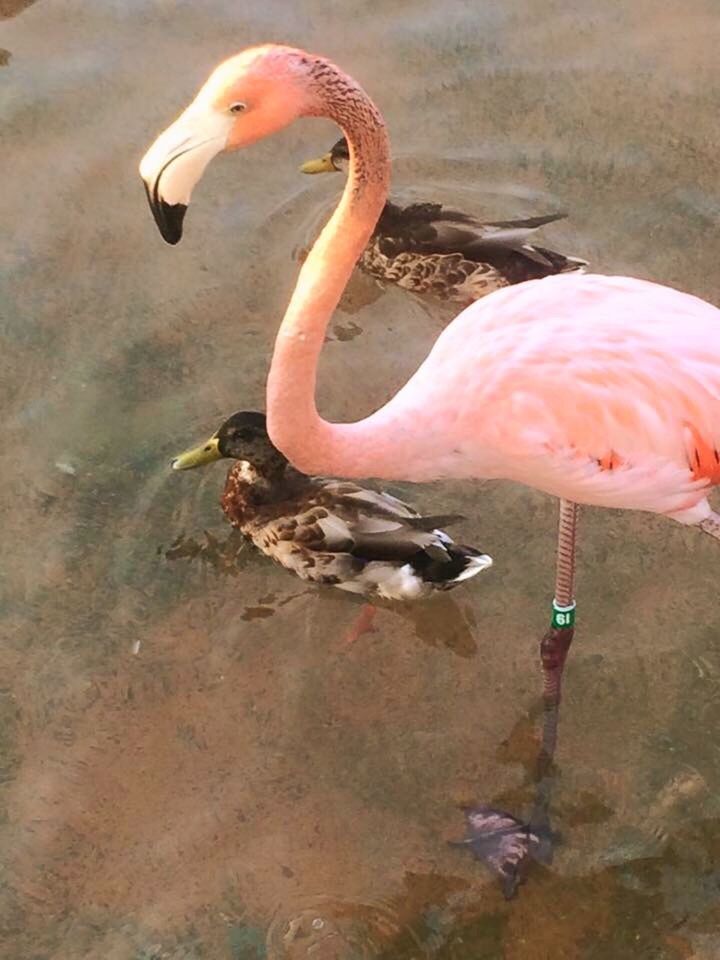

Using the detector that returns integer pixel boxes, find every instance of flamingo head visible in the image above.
[139,45,319,244]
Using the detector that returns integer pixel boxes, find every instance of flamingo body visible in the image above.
[355,272,720,522]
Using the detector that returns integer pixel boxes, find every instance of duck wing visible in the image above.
[250,480,460,562]
[376,204,587,276]
[309,506,492,597]
[243,480,490,598]
[378,204,567,252]
[314,479,464,530]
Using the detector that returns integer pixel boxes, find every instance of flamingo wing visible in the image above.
[381,275,720,519]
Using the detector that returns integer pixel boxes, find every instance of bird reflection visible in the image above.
[162,528,478,659]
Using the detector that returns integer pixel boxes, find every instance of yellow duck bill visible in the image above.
[299,151,336,175]
[171,436,222,470]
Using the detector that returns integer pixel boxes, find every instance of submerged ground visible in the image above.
[1,1,719,957]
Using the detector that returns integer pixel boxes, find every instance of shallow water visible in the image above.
[2,1,720,957]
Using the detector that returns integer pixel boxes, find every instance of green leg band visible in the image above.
[551,599,576,629]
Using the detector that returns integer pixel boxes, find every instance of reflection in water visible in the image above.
[393,595,478,660]
[165,528,479,658]
[3,0,720,956]
[164,528,250,574]
[330,320,365,343]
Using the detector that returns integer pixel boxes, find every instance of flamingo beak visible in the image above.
[139,105,232,244]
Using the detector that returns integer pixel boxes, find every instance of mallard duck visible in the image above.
[301,137,587,304]
[171,411,492,601]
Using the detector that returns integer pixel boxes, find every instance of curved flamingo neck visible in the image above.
[265,61,391,476]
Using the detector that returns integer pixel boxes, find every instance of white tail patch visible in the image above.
[453,553,493,583]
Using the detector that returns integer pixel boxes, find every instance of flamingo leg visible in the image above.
[453,499,579,897]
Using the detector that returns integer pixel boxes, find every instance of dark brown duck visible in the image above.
[302,137,587,304]
[172,411,492,600]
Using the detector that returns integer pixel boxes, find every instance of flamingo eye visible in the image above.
[229,101,247,114]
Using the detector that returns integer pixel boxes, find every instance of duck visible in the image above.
[301,137,587,304]
[171,411,492,601]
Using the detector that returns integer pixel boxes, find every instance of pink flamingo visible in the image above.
[140,45,720,894]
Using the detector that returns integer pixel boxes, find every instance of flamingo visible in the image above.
[139,45,720,894]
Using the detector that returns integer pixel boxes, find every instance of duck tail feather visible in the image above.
[483,212,568,231]
[413,543,493,586]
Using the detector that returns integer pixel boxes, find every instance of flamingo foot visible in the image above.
[453,623,574,896]
[343,603,378,644]
[450,805,556,898]
[455,501,578,895]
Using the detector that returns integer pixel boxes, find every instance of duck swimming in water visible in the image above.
[301,137,587,304]
[172,411,492,601]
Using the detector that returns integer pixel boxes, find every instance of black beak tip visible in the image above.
[154,199,187,245]
[143,182,187,245]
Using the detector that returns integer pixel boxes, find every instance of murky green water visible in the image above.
[2,1,720,957]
